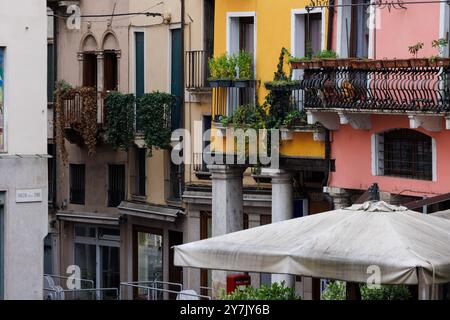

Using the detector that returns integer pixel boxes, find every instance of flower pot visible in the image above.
[233,79,252,88]
[350,59,368,70]
[429,58,450,68]
[290,60,311,69]
[209,79,233,87]
[322,59,338,68]
[394,59,410,68]
[409,58,429,68]
[381,59,396,68]
[310,59,323,69]
[336,59,352,68]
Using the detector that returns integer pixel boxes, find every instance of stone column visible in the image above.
[77,52,84,86]
[183,209,201,293]
[208,164,245,297]
[116,50,121,91]
[96,51,104,123]
[270,170,295,288]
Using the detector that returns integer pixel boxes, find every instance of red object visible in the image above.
[226,274,251,294]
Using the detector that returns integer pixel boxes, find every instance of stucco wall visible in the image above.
[0,0,48,299]
[0,0,47,155]
[329,115,450,197]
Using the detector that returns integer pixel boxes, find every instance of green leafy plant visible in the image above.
[322,281,413,300]
[208,53,234,80]
[221,281,301,300]
[209,52,253,80]
[283,110,307,128]
[105,92,136,151]
[137,92,176,156]
[408,42,424,58]
[314,50,338,59]
[229,104,268,130]
[432,38,448,56]
[234,51,254,80]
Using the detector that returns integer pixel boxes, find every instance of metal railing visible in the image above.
[212,83,259,118]
[186,50,209,89]
[44,287,119,300]
[193,153,209,173]
[44,274,94,289]
[120,281,211,300]
[299,65,450,112]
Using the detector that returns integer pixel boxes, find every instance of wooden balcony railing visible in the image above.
[297,62,450,113]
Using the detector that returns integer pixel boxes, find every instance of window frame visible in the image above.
[69,163,86,205]
[372,129,436,181]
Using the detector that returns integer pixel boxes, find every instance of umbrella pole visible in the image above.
[346,282,361,300]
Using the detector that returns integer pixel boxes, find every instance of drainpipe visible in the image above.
[180,0,186,198]
[52,6,59,210]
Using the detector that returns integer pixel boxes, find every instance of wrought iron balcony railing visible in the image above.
[299,65,450,113]
[186,50,209,90]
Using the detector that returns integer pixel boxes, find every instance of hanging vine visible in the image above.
[137,92,176,156]
[54,82,99,164]
[54,80,72,165]
[78,87,99,156]
[105,92,136,151]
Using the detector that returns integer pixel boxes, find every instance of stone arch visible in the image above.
[101,31,120,51]
[80,33,98,52]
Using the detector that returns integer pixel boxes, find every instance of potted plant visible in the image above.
[336,58,352,68]
[208,53,234,87]
[429,38,450,67]
[408,42,428,67]
[289,56,312,69]
[350,59,370,70]
[382,59,397,68]
[264,79,301,91]
[315,50,338,68]
[394,59,410,68]
[232,51,254,88]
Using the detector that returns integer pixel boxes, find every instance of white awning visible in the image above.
[118,201,184,222]
[174,201,450,285]
[57,211,121,226]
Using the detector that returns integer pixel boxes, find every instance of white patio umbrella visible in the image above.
[430,209,450,220]
[174,201,450,286]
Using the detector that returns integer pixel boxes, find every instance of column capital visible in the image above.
[77,52,84,61]
[262,168,292,184]
[96,51,104,59]
[208,164,246,180]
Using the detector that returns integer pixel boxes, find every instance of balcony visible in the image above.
[296,58,450,113]
[192,152,211,180]
[211,81,259,119]
[185,50,210,91]
[61,89,106,144]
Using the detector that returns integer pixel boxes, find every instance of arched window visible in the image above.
[375,129,433,180]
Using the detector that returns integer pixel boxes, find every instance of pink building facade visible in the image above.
[305,1,450,209]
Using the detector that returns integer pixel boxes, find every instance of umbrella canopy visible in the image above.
[430,209,450,220]
[174,201,450,285]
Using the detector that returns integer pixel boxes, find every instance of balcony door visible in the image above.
[83,53,97,90]
[227,14,256,115]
